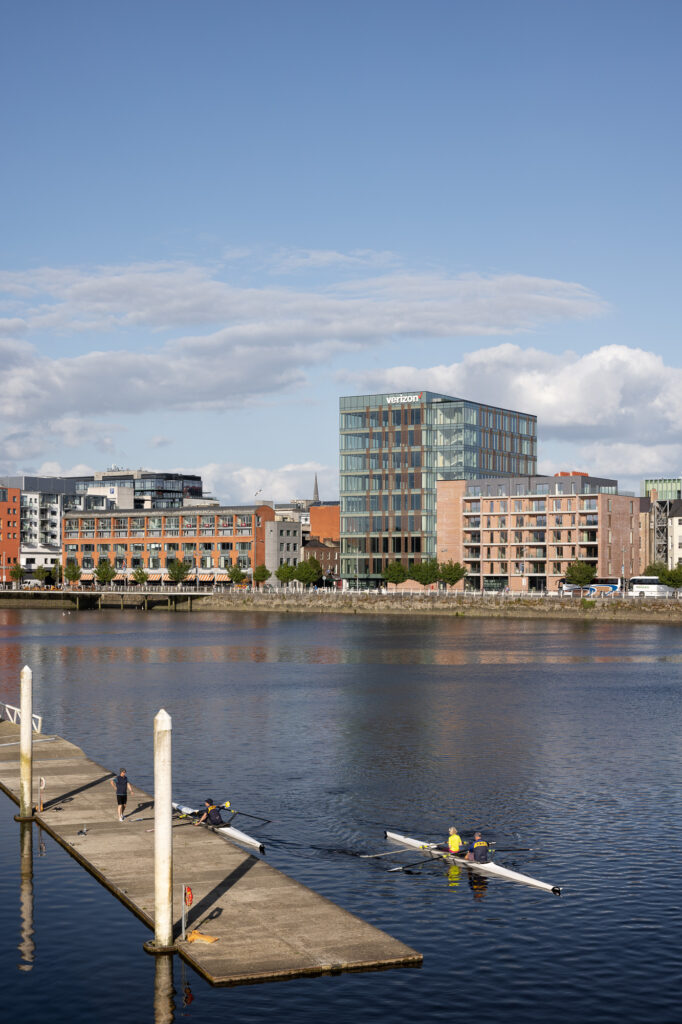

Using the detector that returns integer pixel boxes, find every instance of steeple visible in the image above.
[312,473,320,503]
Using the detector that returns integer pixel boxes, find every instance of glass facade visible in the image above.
[643,478,682,502]
[339,391,537,585]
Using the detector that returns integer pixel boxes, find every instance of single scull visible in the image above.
[173,802,266,854]
[385,830,561,895]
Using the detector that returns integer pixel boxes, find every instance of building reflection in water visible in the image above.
[153,953,176,1024]
[18,822,35,972]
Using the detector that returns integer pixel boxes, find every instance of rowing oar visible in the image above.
[389,856,442,873]
[359,850,406,859]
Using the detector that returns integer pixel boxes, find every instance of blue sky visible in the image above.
[1,0,680,500]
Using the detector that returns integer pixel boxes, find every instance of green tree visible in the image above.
[64,562,82,584]
[564,560,597,587]
[228,563,246,585]
[294,557,322,587]
[94,559,117,586]
[408,558,440,586]
[9,564,25,584]
[382,560,408,585]
[253,564,271,588]
[660,565,682,590]
[275,563,296,587]
[33,566,49,586]
[438,559,467,587]
[132,568,149,586]
[167,559,190,584]
[643,561,668,580]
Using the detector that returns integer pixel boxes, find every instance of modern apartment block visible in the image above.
[0,486,21,585]
[339,390,537,586]
[68,468,204,509]
[436,472,640,592]
[642,477,682,501]
[62,504,274,583]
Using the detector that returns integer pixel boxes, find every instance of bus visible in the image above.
[627,576,676,598]
[560,577,621,597]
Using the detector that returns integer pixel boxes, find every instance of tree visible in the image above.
[33,566,49,586]
[643,562,668,580]
[167,559,190,584]
[660,565,682,590]
[294,557,322,587]
[438,559,467,587]
[228,563,246,585]
[253,564,271,588]
[275,563,296,587]
[382,560,408,585]
[64,562,82,584]
[564,560,596,587]
[408,558,440,586]
[52,562,62,586]
[94,559,117,586]
[9,564,25,584]
[132,568,149,586]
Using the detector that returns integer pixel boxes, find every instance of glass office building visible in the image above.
[339,390,537,586]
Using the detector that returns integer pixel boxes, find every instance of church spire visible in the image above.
[313,472,320,503]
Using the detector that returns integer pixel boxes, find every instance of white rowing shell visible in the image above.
[384,830,561,895]
[173,802,265,854]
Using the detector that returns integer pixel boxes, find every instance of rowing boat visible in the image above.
[173,802,265,854]
[385,830,561,895]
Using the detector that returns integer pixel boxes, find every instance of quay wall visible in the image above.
[3,589,682,623]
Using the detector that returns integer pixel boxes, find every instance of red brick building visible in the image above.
[437,473,640,593]
[0,486,21,585]
[62,504,275,583]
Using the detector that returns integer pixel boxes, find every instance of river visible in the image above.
[1,609,680,1023]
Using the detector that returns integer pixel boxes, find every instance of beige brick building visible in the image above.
[437,472,641,593]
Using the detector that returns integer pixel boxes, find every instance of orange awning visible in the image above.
[147,573,162,581]
[80,571,94,580]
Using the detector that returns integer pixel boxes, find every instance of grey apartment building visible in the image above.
[339,390,537,586]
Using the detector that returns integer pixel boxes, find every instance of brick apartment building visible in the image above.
[437,472,641,593]
[0,486,21,585]
[62,504,275,583]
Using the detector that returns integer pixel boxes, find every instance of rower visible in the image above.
[465,830,490,863]
[194,798,230,827]
[436,826,463,855]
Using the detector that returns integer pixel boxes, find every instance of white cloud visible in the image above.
[189,461,337,505]
[270,248,400,272]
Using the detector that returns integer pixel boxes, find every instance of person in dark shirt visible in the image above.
[466,831,490,863]
[110,768,135,822]
[194,799,228,828]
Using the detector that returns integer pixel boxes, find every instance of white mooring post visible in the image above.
[19,666,33,819]
[153,708,173,949]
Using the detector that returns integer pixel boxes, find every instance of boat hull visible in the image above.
[384,830,560,895]
[173,802,265,854]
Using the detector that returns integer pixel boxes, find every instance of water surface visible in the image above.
[1,610,680,1023]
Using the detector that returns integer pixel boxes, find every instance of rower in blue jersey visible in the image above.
[465,831,490,863]
[194,798,230,827]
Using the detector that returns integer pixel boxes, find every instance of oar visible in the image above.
[360,850,406,859]
[389,855,442,872]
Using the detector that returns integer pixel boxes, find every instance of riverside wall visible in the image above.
[3,588,682,624]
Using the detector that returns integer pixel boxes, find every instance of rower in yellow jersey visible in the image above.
[437,826,463,855]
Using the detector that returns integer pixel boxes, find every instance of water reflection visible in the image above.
[18,822,34,971]
[467,873,488,900]
[153,954,175,1024]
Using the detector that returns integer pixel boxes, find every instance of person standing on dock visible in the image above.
[194,798,229,827]
[110,768,135,821]
[466,831,490,863]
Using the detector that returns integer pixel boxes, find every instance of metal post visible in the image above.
[154,709,173,949]
[19,666,33,818]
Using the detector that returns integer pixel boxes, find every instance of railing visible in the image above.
[0,700,43,734]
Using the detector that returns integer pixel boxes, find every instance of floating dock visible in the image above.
[0,720,421,985]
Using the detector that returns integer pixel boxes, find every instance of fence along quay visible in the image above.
[0,675,421,986]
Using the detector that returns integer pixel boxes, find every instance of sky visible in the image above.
[1,0,680,502]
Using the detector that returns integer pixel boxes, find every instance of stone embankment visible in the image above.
[3,588,682,623]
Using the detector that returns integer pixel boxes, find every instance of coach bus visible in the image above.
[627,576,676,598]
[560,577,621,597]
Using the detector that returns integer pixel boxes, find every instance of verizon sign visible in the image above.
[386,392,423,404]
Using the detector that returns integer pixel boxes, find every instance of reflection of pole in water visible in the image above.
[154,953,175,1024]
[18,822,35,972]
